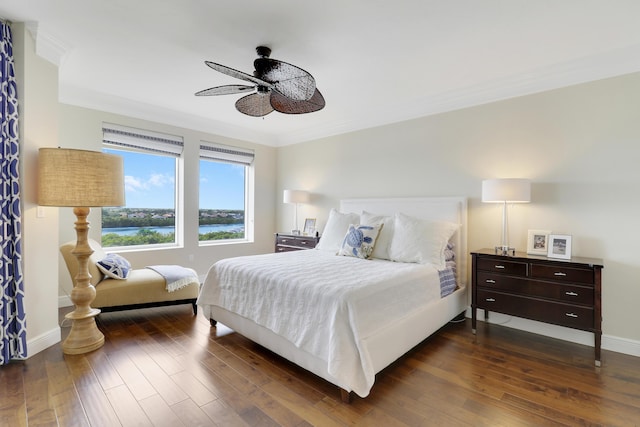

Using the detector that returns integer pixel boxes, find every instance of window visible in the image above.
[101,123,183,248]
[199,142,254,243]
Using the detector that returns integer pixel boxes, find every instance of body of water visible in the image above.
[102,223,244,236]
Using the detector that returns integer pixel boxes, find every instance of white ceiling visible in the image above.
[2,1,640,146]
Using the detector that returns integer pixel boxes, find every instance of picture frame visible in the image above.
[527,229,551,255]
[547,234,572,259]
[303,218,316,236]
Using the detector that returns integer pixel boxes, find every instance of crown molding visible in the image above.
[276,43,640,146]
[25,22,70,66]
[59,85,281,146]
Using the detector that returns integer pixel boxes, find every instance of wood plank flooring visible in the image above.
[1,305,639,426]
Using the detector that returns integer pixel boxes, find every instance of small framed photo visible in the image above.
[547,234,572,259]
[303,218,316,236]
[527,229,551,255]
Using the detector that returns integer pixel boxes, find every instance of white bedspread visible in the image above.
[197,249,441,397]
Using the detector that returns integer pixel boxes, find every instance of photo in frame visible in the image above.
[303,218,316,236]
[547,234,572,259]
[527,229,551,255]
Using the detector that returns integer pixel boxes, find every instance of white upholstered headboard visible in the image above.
[339,197,468,287]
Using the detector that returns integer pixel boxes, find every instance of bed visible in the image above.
[197,197,468,402]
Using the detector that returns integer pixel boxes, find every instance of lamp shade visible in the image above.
[38,148,125,207]
[283,189,309,204]
[482,179,531,203]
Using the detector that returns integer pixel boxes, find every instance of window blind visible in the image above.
[199,142,255,166]
[103,123,184,156]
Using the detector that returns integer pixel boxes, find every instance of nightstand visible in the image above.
[471,248,603,366]
[274,233,320,252]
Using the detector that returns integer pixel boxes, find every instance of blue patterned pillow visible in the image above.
[96,254,131,280]
[438,267,457,297]
[338,223,382,259]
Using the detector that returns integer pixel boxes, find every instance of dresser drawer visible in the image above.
[530,264,594,285]
[477,258,528,275]
[477,289,594,330]
[477,272,594,305]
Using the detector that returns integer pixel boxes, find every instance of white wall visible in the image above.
[13,24,62,354]
[277,72,640,354]
[56,104,278,298]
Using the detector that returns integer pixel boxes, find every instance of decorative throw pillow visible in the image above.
[360,211,394,260]
[315,208,360,253]
[338,223,383,259]
[96,254,131,280]
[388,212,459,268]
[438,268,457,297]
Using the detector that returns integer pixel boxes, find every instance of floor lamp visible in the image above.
[38,148,125,355]
[283,189,309,235]
[482,178,531,256]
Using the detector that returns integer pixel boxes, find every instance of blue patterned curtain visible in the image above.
[1,21,27,364]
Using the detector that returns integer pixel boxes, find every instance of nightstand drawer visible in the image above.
[477,289,594,329]
[274,233,319,252]
[477,258,528,276]
[530,264,594,285]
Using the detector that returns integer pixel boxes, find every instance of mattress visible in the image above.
[197,249,445,396]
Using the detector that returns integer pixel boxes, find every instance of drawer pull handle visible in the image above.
[565,291,578,297]
[485,279,496,284]
[495,265,505,269]
[565,313,578,318]
[301,241,307,245]
[282,239,289,243]
[485,298,496,302]
[554,272,567,276]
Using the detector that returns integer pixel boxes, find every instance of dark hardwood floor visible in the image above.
[1,305,639,426]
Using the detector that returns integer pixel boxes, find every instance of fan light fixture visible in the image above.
[196,46,325,117]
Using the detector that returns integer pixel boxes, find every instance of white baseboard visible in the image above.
[468,309,640,359]
[26,326,61,358]
[58,295,72,308]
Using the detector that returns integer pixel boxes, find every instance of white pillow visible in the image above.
[360,211,394,260]
[316,208,360,253]
[338,223,383,259]
[388,212,459,268]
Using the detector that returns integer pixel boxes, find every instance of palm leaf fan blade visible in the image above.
[235,92,274,117]
[270,88,325,114]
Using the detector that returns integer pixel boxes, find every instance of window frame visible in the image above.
[198,141,255,246]
[101,123,184,251]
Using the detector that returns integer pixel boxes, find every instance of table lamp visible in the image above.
[283,189,309,235]
[38,148,124,354]
[482,178,531,255]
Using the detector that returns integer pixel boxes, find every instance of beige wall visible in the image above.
[14,24,62,353]
[56,104,278,296]
[277,72,640,350]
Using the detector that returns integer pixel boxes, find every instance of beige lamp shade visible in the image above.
[283,189,309,204]
[482,178,531,203]
[38,148,125,207]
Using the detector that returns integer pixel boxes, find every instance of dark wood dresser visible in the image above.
[471,248,603,366]
[274,233,320,252]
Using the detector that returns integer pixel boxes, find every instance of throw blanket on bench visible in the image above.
[146,265,199,292]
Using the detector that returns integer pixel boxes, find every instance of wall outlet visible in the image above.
[37,206,45,218]
[188,254,194,262]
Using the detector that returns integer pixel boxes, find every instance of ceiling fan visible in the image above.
[196,46,325,117]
